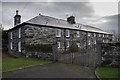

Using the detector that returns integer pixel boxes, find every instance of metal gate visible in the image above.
[53,43,98,67]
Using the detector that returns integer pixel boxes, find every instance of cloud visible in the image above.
[88,15,118,34]
[2,2,95,30]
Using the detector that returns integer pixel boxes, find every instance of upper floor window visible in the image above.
[56,29,61,37]
[106,35,109,37]
[10,42,13,50]
[66,41,70,48]
[76,42,80,47]
[94,33,96,37]
[76,31,80,37]
[18,41,21,52]
[57,41,61,48]
[10,32,12,39]
[18,28,21,38]
[88,33,91,36]
[103,34,105,37]
[99,34,101,37]
[66,29,70,37]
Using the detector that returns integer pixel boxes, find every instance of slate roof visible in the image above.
[25,14,111,34]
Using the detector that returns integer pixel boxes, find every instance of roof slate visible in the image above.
[18,14,111,34]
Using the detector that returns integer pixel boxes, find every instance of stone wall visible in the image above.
[8,24,113,58]
[8,26,26,57]
[101,42,120,67]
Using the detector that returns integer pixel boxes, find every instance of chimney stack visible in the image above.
[14,10,21,26]
[67,16,75,24]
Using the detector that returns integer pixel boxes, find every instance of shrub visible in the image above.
[69,43,78,52]
[102,59,112,66]
[25,44,53,53]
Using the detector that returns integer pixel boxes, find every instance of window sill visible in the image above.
[56,36,61,38]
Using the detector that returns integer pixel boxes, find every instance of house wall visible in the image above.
[8,24,113,57]
[24,25,111,52]
[8,26,26,57]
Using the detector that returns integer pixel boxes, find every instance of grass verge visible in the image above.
[2,58,53,72]
[96,67,119,79]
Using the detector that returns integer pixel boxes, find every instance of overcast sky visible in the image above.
[1,0,119,34]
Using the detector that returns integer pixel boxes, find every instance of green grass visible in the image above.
[2,58,53,72]
[96,67,119,79]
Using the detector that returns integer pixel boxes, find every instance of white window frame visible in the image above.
[94,40,96,44]
[103,34,104,37]
[76,42,80,47]
[88,40,91,45]
[10,32,12,39]
[76,31,80,37]
[18,42,21,52]
[94,33,96,37]
[106,39,109,42]
[103,40,104,42]
[57,41,60,48]
[106,35,109,37]
[18,28,21,38]
[66,41,70,48]
[66,29,70,37]
[10,42,13,50]
[56,29,61,37]
[88,33,91,36]
[99,34,101,37]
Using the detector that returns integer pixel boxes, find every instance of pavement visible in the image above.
[3,63,97,78]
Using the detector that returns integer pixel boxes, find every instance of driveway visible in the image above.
[3,63,97,78]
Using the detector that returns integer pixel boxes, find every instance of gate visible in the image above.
[53,42,98,67]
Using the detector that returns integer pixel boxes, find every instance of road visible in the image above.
[3,63,97,78]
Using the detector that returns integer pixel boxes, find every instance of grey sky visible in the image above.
[1,1,119,34]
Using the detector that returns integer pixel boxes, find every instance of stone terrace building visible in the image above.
[8,10,113,57]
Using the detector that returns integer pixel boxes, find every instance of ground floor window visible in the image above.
[57,41,60,48]
[88,40,91,45]
[10,42,13,50]
[76,42,80,47]
[18,41,21,52]
[94,40,96,44]
[66,41,70,48]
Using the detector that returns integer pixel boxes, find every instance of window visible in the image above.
[94,33,96,37]
[103,40,104,42]
[106,35,109,37]
[18,42,21,52]
[106,39,109,42]
[103,34,104,37]
[99,34,101,37]
[76,31,80,37]
[76,42,80,47]
[88,33,91,36]
[88,40,90,45]
[66,41,70,48]
[94,40,96,44]
[10,32,12,39]
[66,29,70,37]
[10,42,13,50]
[57,41,60,48]
[18,28,21,38]
[56,29,61,37]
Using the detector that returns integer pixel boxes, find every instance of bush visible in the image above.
[102,59,112,66]
[69,44,78,52]
[25,44,53,53]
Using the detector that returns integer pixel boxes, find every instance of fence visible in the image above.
[53,42,98,67]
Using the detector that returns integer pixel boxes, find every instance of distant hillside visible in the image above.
[95,14,119,34]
